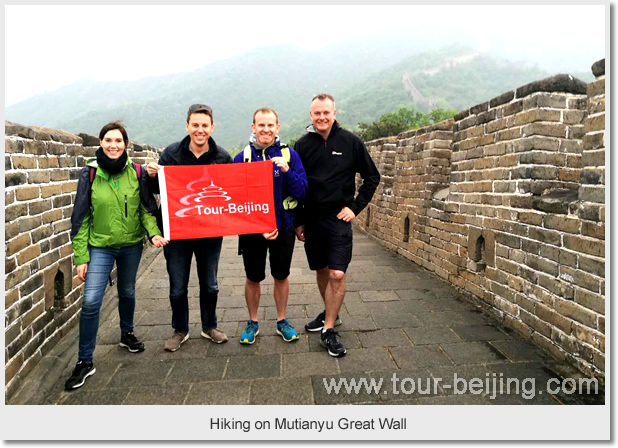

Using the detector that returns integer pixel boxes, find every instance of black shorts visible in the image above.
[239,228,296,283]
[303,215,353,272]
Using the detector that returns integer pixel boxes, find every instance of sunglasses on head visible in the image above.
[189,104,213,113]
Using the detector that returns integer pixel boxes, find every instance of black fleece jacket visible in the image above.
[147,135,232,194]
[294,121,380,223]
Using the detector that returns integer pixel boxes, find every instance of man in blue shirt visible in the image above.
[233,108,308,344]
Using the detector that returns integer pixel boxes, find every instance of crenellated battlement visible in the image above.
[358,60,605,381]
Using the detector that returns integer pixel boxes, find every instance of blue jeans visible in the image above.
[163,237,223,334]
[78,242,143,363]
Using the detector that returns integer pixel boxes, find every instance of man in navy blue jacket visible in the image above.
[233,108,308,345]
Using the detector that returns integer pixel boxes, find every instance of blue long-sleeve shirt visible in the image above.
[233,139,308,231]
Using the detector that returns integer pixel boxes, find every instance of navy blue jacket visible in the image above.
[233,140,307,231]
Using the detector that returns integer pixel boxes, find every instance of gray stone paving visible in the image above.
[8,229,604,405]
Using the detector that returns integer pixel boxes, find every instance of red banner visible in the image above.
[158,162,276,240]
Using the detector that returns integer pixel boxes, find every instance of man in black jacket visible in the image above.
[146,104,232,352]
[294,94,380,357]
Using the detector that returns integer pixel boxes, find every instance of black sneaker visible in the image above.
[320,328,347,357]
[119,332,145,353]
[64,360,96,390]
[305,310,342,332]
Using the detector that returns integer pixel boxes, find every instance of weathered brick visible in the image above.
[581,221,604,240]
[535,303,573,334]
[24,140,47,155]
[31,226,53,244]
[53,219,72,234]
[538,244,559,263]
[522,123,567,138]
[58,156,76,168]
[575,288,604,315]
[18,271,44,299]
[516,166,558,180]
[28,171,51,184]
[49,169,70,182]
[46,141,68,155]
[526,254,559,277]
[584,115,605,134]
[38,156,59,169]
[583,133,605,151]
[563,110,586,125]
[53,195,72,208]
[5,222,20,242]
[578,203,600,222]
[558,249,578,268]
[538,273,574,300]
[6,233,31,257]
[29,199,53,216]
[581,168,604,185]
[11,155,38,170]
[16,245,42,266]
[6,203,27,223]
[6,172,27,188]
[496,233,520,249]
[5,352,24,385]
[21,301,45,330]
[578,255,605,278]
[18,216,42,233]
[15,186,40,201]
[38,250,61,270]
[5,139,24,154]
[563,235,604,258]
[554,299,599,329]
[521,239,541,255]
[62,181,79,194]
[40,184,62,198]
[528,227,561,246]
[560,266,600,293]
[520,309,552,338]
[543,215,580,233]
[42,209,63,224]
[513,109,561,126]
[50,233,70,250]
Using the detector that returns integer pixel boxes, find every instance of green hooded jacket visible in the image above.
[71,158,161,265]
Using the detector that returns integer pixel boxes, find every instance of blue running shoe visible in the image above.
[240,320,260,344]
[276,319,299,342]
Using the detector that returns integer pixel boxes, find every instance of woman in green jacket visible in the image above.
[65,121,168,390]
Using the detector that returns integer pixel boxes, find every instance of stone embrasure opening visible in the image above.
[403,216,410,243]
[53,270,66,309]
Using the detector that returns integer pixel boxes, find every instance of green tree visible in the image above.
[357,107,457,141]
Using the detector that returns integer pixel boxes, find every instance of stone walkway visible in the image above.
[9,229,604,405]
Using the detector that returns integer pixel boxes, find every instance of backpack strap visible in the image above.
[89,166,96,183]
[132,162,142,179]
[243,145,252,163]
[280,144,291,163]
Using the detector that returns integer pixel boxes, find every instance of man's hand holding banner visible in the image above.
[158,162,276,240]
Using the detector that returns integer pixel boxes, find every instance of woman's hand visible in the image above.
[146,162,159,178]
[262,229,279,240]
[76,264,88,282]
[152,235,169,247]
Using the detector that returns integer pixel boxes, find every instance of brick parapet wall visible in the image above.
[359,62,605,380]
[4,122,161,399]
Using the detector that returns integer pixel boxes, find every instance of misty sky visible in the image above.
[5,4,606,106]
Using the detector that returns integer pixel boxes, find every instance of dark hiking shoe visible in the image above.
[305,310,342,332]
[65,360,96,390]
[320,328,347,357]
[119,332,146,353]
